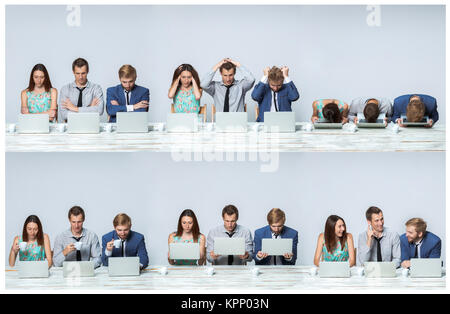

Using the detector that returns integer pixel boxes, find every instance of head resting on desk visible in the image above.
[268,67,284,92]
[405,218,427,243]
[406,98,425,122]
[363,100,380,123]
[323,102,342,123]
[219,62,236,86]
[267,208,286,235]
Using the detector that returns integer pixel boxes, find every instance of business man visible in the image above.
[206,205,253,265]
[400,218,441,269]
[58,58,104,122]
[392,94,438,127]
[201,58,255,112]
[106,64,150,123]
[348,97,393,123]
[251,66,299,122]
[102,213,149,269]
[253,208,298,265]
[53,206,102,268]
[357,206,401,268]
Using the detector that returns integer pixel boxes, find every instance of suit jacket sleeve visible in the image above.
[251,82,267,103]
[106,87,127,117]
[400,235,410,262]
[430,98,439,123]
[391,98,403,123]
[101,234,109,266]
[137,235,149,269]
[284,230,298,265]
[285,81,299,102]
[253,229,270,265]
[429,238,442,258]
[133,87,150,112]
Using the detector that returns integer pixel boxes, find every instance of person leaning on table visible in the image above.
[253,208,298,265]
[357,206,401,268]
[9,215,53,268]
[206,204,253,265]
[348,97,393,124]
[313,215,356,267]
[58,57,104,122]
[311,99,349,124]
[400,218,441,269]
[101,213,149,269]
[52,205,102,268]
[392,94,438,127]
[106,64,149,122]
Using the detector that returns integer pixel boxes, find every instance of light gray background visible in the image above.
[5,152,446,266]
[5,5,446,123]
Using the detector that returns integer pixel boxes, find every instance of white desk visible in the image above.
[5,123,445,152]
[5,266,445,291]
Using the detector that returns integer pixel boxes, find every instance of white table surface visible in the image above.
[5,265,446,291]
[5,123,445,152]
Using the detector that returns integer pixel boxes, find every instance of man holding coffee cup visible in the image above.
[53,206,102,268]
[101,213,149,269]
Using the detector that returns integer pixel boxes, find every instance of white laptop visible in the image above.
[364,261,396,278]
[318,261,350,278]
[169,243,200,260]
[116,112,149,133]
[356,113,387,128]
[166,113,198,132]
[67,112,100,134]
[108,257,140,277]
[17,114,50,134]
[410,258,442,278]
[18,261,49,278]
[261,238,293,256]
[314,118,343,129]
[63,261,95,278]
[263,112,296,133]
[215,112,248,133]
[214,237,245,255]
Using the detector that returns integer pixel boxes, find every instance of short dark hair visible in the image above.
[363,102,380,123]
[72,58,89,72]
[222,204,239,219]
[323,102,342,123]
[365,206,382,221]
[219,62,236,74]
[68,206,85,221]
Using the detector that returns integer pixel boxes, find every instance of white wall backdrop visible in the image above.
[5,152,446,266]
[5,5,446,123]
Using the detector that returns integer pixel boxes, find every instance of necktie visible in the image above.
[273,92,278,112]
[224,85,232,112]
[226,232,235,265]
[76,87,86,108]
[125,90,130,106]
[121,240,125,257]
[73,236,82,261]
[273,234,279,265]
[374,237,383,262]
[414,243,419,258]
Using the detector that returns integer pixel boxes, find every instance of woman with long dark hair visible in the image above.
[168,209,206,265]
[313,215,355,267]
[168,64,203,113]
[20,64,58,121]
[311,99,349,124]
[9,215,53,268]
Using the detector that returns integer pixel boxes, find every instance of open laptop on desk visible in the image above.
[400,115,430,127]
[67,113,100,134]
[166,113,198,132]
[263,112,296,133]
[116,112,149,133]
[213,237,245,255]
[215,112,248,132]
[410,258,442,278]
[17,114,50,134]
[63,261,95,278]
[356,113,387,128]
[318,261,350,278]
[364,262,396,278]
[261,238,293,256]
[169,243,200,260]
[18,261,49,278]
[108,257,140,277]
[313,118,343,129]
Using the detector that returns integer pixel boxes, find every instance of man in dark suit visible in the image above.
[106,64,149,122]
[102,213,149,269]
[253,208,298,265]
[251,66,299,122]
[392,94,438,127]
[400,218,441,269]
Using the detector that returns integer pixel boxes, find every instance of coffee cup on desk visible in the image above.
[401,268,409,277]
[154,123,164,132]
[391,124,400,134]
[19,242,27,251]
[8,124,16,134]
[205,267,215,276]
[251,267,260,276]
[251,124,260,132]
[159,266,168,275]
[104,123,113,133]
[57,124,66,133]
[74,242,83,250]
[302,123,313,132]
[356,267,365,277]
[309,266,318,276]
[206,123,214,132]
[114,239,122,249]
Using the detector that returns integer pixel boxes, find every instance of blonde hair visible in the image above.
[113,213,132,227]
[405,218,427,234]
[118,64,137,79]
[268,66,284,83]
[267,208,286,225]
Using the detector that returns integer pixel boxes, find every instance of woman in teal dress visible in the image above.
[313,215,356,267]
[9,215,53,268]
[168,209,206,266]
[168,64,203,114]
[311,99,349,124]
[20,64,58,122]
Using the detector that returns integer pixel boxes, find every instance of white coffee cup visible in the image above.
[251,267,260,276]
[154,123,164,131]
[391,124,400,134]
[206,123,214,132]
[8,124,16,133]
[402,268,409,277]
[252,124,260,132]
[356,267,365,277]
[303,123,313,132]
[205,267,215,276]
[74,242,83,250]
[309,266,318,276]
[159,266,168,275]
[57,124,66,133]
[19,241,27,251]
[104,123,113,133]
[114,239,122,249]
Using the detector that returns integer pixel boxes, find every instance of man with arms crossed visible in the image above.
[357,206,401,268]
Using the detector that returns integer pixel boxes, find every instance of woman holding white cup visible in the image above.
[9,215,53,268]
